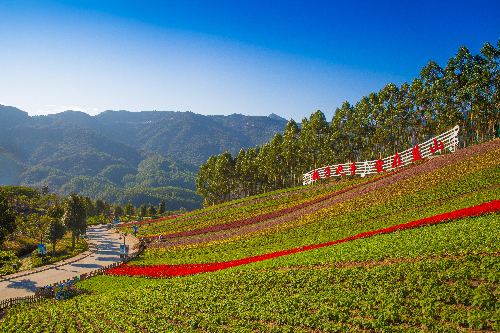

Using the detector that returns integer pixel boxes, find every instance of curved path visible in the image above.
[0,224,138,302]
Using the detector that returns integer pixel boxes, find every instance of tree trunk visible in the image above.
[53,242,56,257]
[71,232,76,252]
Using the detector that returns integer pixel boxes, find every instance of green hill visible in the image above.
[1,139,499,332]
[48,109,288,166]
[0,105,288,209]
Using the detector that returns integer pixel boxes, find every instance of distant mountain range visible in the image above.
[0,105,288,209]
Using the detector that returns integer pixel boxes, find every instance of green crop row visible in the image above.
[149,185,499,266]
[226,212,500,271]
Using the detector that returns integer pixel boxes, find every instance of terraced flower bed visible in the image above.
[140,165,419,241]
[117,215,180,227]
[134,176,375,238]
[138,147,500,261]
[107,199,500,277]
[124,184,314,234]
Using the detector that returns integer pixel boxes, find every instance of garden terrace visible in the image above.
[135,140,500,263]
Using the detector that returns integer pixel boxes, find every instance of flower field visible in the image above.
[117,215,180,227]
[129,175,376,238]
[105,199,500,278]
[136,148,500,264]
[1,139,499,332]
[2,211,499,332]
[139,166,414,241]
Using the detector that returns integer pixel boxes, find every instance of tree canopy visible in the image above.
[196,40,500,206]
[0,192,16,245]
[63,193,87,251]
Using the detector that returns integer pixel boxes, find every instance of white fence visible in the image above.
[302,125,460,185]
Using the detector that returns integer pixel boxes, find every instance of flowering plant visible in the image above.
[105,199,500,278]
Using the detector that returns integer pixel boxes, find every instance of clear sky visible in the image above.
[1,1,499,122]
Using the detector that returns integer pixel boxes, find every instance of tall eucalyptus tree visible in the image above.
[282,119,301,187]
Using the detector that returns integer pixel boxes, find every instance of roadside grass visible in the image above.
[0,232,88,275]
[29,232,88,269]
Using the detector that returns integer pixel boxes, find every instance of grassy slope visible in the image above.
[3,213,499,332]
[133,143,500,265]
[1,140,500,333]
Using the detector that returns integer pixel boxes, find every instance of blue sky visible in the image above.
[1,0,499,122]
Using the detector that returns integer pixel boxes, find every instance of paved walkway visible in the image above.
[0,224,139,302]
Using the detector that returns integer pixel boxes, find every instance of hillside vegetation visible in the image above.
[0,105,288,208]
[1,139,499,332]
[196,40,500,206]
[1,39,499,332]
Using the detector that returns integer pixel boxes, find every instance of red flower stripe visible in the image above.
[143,163,424,240]
[105,199,500,278]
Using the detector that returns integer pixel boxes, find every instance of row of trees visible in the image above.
[119,201,167,218]
[116,201,187,219]
[196,40,500,206]
[0,187,95,256]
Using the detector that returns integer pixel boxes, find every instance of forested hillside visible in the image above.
[0,105,287,208]
[196,41,500,206]
[0,107,199,208]
[42,109,288,166]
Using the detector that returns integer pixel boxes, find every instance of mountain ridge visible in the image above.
[0,105,289,209]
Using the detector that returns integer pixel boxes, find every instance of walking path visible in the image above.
[0,224,139,302]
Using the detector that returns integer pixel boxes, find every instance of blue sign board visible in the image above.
[120,245,129,255]
[38,244,47,256]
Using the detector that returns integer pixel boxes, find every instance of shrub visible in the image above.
[0,250,21,276]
